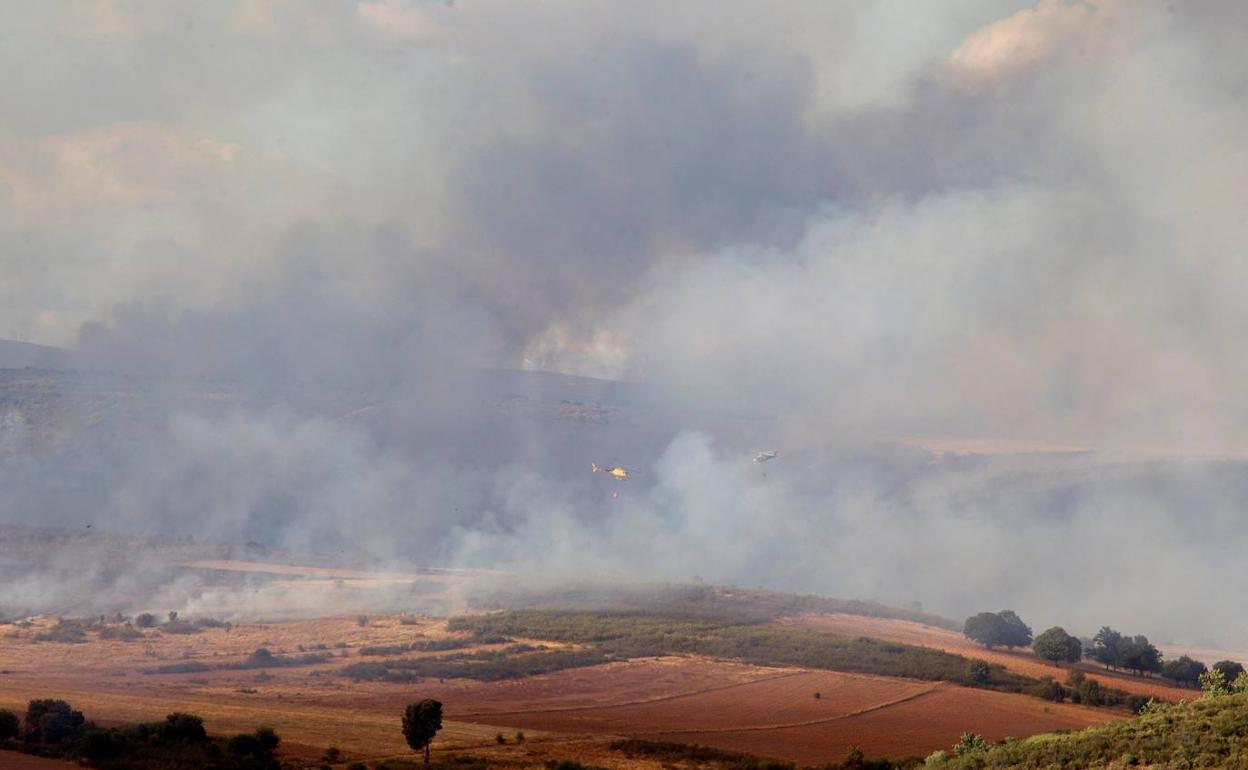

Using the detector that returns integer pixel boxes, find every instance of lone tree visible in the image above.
[402,699,443,764]
[1033,626,1082,665]
[963,610,1032,649]
[964,613,1007,648]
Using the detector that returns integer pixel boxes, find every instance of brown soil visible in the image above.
[644,683,1117,763]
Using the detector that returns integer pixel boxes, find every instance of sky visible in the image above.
[4,1,1248,641]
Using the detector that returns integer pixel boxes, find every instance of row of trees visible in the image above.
[0,699,281,769]
[964,611,1246,688]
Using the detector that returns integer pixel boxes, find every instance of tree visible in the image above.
[159,712,207,743]
[1091,627,1122,670]
[24,699,85,744]
[135,613,157,629]
[997,610,1033,648]
[1162,655,1206,687]
[1032,626,1082,665]
[0,709,18,741]
[402,699,443,764]
[227,727,281,770]
[963,610,1031,649]
[964,612,1007,648]
[1118,635,1162,676]
[1213,660,1244,684]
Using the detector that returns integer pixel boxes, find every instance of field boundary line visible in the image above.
[454,670,809,717]
[628,682,946,735]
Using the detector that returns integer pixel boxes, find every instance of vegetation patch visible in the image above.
[933,692,1248,769]
[0,700,281,770]
[610,740,921,770]
[471,582,961,630]
[141,647,330,675]
[359,639,473,656]
[342,645,609,683]
[445,611,1034,693]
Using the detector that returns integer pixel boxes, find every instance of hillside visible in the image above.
[0,339,76,370]
[936,693,1248,769]
[0,607,1119,766]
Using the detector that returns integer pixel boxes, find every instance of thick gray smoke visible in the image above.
[4,1,1248,644]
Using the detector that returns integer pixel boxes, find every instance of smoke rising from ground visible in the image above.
[4,1,1248,644]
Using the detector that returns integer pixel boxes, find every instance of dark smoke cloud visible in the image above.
[4,1,1248,646]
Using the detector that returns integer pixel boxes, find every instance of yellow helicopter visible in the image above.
[591,463,632,480]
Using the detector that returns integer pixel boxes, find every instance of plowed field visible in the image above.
[643,684,1117,763]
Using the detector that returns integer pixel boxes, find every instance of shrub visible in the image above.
[33,618,90,643]
[135,613,157,628]
[160,712,208,743]
[966,660,990,684]
[141,661,212,674]
[227,725,280,758]
[1026,677,1065,703]
[953,733,987,756]
[99,625,144,641]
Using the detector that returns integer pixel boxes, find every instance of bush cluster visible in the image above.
[342,645,608,683]
[141,647,329,675]
[0,700,280,770]
[931,692,1248,769]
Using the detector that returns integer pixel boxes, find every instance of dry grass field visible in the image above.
[780,612,1195,701]
[0,609,1130,766]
